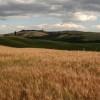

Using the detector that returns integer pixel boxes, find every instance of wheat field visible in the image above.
[0,46,99,100]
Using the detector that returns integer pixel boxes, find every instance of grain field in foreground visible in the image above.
[0,46,99,100]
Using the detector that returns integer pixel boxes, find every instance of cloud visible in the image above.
[0,23,86,34]
[43,23,85,31]
[14,23,86,31]
[0,0,100,33]
[0,25,7,28]
[0,0,99,20]
[15,0,34,4]
[96,25,100,29]
[74,12,97,21]
[16,25,25,29]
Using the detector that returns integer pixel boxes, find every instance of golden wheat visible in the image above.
[0,46,99,100]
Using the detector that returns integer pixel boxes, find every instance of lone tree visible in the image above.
[14,31,17,36]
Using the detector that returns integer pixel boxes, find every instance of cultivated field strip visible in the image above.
[0,46,99,100]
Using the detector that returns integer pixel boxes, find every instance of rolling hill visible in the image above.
[0,36,100,51]
[4,30,100,42]
[0,30,100,51]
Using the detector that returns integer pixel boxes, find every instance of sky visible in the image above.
[0,0,100,34]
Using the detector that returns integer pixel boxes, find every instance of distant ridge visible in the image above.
[0,30,100,51]
[3,29,100,43]
[19,29,44,32]
[4,29,47,37]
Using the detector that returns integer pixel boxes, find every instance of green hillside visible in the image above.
[0,36,100,51]
[4,30,100,42]
[36,31,100,42]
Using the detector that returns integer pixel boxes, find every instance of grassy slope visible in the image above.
[36,32,100,42]
[0,36,100,51]
[0,46,99,100]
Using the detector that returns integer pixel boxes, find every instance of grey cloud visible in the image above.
[0,0,100,21]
